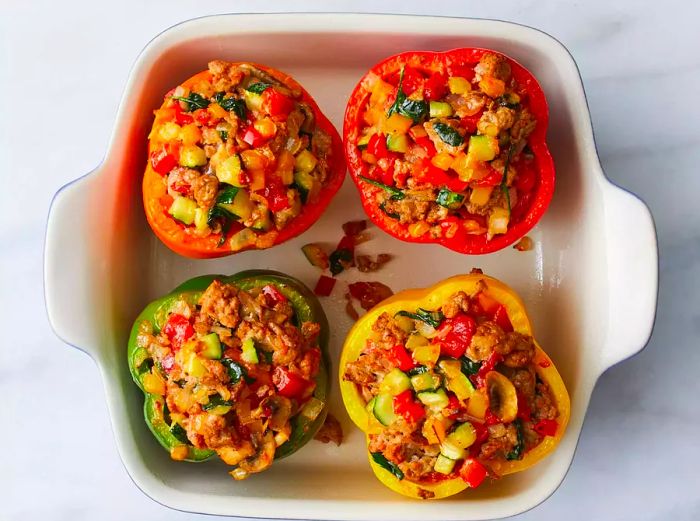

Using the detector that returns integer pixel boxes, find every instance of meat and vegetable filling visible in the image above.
[148,60,334,251]
[343,285,559,493]
[356,52,539,240]
[133,279,324,479]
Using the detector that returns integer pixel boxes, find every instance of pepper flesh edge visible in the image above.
[338,273,570,498]
[144,65,346,259]
[128,270,330,463]
[342,48,555,255]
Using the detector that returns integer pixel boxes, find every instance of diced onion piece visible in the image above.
[300,397,325,421]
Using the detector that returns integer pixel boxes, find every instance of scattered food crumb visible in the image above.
[314,413,343,446]
[513,236,533,251]
[345,292,360,320]
[348,281,394,310]
[357,253,393,273]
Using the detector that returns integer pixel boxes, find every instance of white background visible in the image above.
[2,1,699,520]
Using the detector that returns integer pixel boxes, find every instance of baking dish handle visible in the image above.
[44,171,101,358]
[601,185,658,370]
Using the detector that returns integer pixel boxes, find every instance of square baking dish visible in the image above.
[44,13,658,520]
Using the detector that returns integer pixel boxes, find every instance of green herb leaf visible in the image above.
[201,394,233,411]
[379,201,400,219]
[436,188,465,209]
[216,186,240,205]
[386,66,429,123]
[246,82,272,94]
[433,122,464,147]
[407,365,429,377]
[395,308,445,329]
[329,248,353,276]
[221,358,255,384]
[207,206,237,247]
[214,93,247,119]
[218,130,229,141]
[170,423,190,444]
[497,94,520,109]
[506,419,525,460]
[359,176,405,200]
[172,92,210,112]
[500,145,516,215]
[460,356,482,376]
[260,349,273,365]
[371,452,404,480]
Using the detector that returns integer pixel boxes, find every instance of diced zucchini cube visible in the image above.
[168,196,197,225]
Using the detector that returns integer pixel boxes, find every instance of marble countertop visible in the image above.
[2,0,698,519]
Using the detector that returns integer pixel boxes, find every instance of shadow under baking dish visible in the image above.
[44,13,658,521]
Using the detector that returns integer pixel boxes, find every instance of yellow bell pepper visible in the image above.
[339,273,570,500]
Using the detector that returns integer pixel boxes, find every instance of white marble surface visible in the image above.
[2,0,698,519]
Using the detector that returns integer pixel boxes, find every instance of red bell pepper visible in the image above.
[436,314,476,359]
[393,389,425,423]
[492,305,514,332]
[173,102,194,124]
[143,64,346,259]
[150,147,178,175]
[459,458,488,488]
[534,419,559,437]
[343,48,555,255]
[389,345,416,371]
[273,367,311,399]
[242,125,268,148]
[423,71,447,101]
[473,351,503,388]
[263,180,290,212]
[313,275,336,297]
[162,313,194,351]
[367,133,389,160]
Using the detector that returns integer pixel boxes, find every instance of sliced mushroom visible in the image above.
[265,395,293,431]
[231,431,276,480]
[485,371,518,423]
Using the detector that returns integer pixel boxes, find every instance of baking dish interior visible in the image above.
[92,18,609,517]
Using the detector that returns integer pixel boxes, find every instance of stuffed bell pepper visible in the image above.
[144,60,345,258]
[339,273,569,499]
[344,49,555,254]
[128,270,329,479]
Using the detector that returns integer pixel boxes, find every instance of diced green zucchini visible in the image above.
[294,170,321,203]
[410,372,442,393]
[229,228,257,252]
[379,368,411,396]
[439,360,475,401]
[446,422,477,449]
[202,394,233,415]
[251,208,272,231]
[373,393,398,426]
[394,315,415,334]
[429,101,454,118]
[440,438,466,460]
[185,353,206,378]
[417,388,449,409]
[467,134,498,161]
[434,453,457,475]
[301,243,329,270]
[218,189,253,220]
[194,207,209,231]
[200,333,222,360]
[357,133,371,149]
[241,338,258,364]
[243,90,263,112]
[386,134,409,153]
[179,145,207,167]
[295,150,318,174]
[168,196,197,225]
[405,332,429,350]
[366,396,377,414]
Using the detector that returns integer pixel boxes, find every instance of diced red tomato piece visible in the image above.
[262,284,287,304]
[150,147,178,175]
[445,393,461,419]
[263,180,290,211]
[539,359,551,368]
[473,351,503,387]
[492,305,513,332]
[413,135,437,158]
[262,89,295,119]
[368,133,389,160]
[423,72,448,101]
[436,314,476,359]
[174,103,194,125]
[400,66,424,95]
[460,109,483,134]
[534,419,559,437]
[459,458,488,488]
[162,314,194,351]
[393,389,426,423]
[194,108,211,125]
[313,275,336,297]
[273,367,311,399]
[471,168,502,187]
[242,126,267,148]
[390,345,416,371]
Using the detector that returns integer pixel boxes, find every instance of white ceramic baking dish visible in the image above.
[44,13,658,520]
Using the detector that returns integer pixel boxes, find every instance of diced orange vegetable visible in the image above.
[431,152,453,171]
[479,76,506,98]
[241,149,268,171]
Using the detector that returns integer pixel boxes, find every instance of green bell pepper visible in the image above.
[127,269,330,466]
